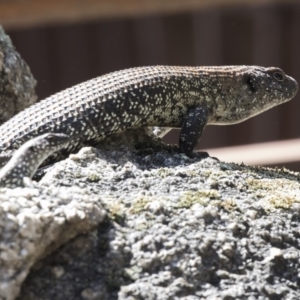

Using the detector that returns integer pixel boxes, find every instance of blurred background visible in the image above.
[1,0,300,170]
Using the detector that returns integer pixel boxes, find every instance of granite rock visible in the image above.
[7,132,300,300]
[0,26,37,125]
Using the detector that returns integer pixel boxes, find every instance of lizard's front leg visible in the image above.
[179,105,209,158]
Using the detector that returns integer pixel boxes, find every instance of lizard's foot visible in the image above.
[188,151,209,159]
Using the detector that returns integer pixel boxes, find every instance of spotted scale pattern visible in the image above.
[0,65,297,165]
[0,133,69,187]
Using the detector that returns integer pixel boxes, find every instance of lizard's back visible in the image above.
[0,66,205,158]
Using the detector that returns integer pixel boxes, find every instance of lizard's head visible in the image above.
[212,66,298,124]
[243,66,298,105]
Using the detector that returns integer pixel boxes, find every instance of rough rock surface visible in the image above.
[0,184,106,300]
[0,26,37,125]
[0,131,296,300]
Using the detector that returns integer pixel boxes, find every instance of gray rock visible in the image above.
[0,26,37,124]
[4,131,299,300]
[0,184,106,300]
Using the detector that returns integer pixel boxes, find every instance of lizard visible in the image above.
[0,133,69,188]
[0,66,297,171]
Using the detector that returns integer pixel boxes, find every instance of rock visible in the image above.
[0,184,106,300]
[3,132,298,299]
[0,26,37,125]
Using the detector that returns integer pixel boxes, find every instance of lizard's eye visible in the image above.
[273,72,284,81]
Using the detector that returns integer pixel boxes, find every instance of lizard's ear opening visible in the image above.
[243,74,257,93]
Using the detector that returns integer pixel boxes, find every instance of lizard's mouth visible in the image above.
[273,88,285,93]
[263,87,297,106]
[266,87,288,94]
[275,87,298,97]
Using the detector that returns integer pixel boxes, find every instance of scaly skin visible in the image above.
[0,65,297,166]
[0,133,69,187]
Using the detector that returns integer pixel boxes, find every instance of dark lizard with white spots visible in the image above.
[0,66,298,174]
[0,133,69,188]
